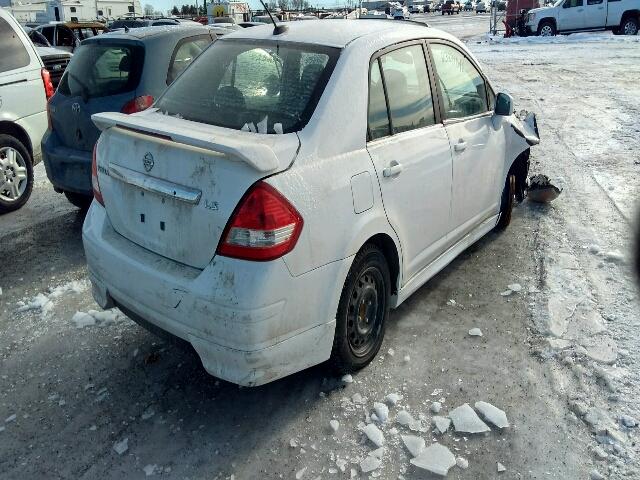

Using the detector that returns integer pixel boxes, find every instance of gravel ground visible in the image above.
[0,18,638,480]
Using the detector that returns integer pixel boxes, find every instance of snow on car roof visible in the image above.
[98,24,206,41]
[223,19,456,49]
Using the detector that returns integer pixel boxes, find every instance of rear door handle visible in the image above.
[454,140,467,152]
[383,161,403,177]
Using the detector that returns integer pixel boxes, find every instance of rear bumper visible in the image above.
[41,130,93,195]
[82,204,350,386]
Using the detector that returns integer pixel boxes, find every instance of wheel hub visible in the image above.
[347,268,384,357]
[0,147,27,202]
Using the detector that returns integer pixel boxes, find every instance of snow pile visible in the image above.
[484,31,640,46]
[71,309,125,329]
[16,279,89,316]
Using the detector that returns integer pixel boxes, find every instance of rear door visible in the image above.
[428,42,504,243]
[558,0,586,30]
[583,0,607,27]
[52,41,144,152]
[366,42,453,282]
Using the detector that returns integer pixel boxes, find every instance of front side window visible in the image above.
[430,43,488,119]
[379,44,436,134]
[156,40,339,134]
[564,0,583,7]
[0,18,30,73]
[587,0,603,4]
[40,26,55,44]
[56,26,75,47]
[167,36,212,84]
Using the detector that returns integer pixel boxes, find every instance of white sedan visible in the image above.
[83,20,539,386]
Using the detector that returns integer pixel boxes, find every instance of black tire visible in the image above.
[537,19,556,36]
[621,16,639,35]
[329,244,390,373]
[64,191,93,209]
[0,134,33,214]
[496,174,516,230]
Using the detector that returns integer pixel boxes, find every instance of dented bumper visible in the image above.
[82,203,347,386]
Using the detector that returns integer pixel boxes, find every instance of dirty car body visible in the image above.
[83,21,539,386]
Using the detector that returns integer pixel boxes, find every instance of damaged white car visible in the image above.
[83,20,539,386]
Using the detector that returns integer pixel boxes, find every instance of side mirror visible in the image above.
[495,92,513,116]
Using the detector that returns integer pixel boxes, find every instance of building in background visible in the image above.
[207,0,250,23]
[2,0,142,23]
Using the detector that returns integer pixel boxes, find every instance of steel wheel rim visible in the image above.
[0,147,28,203]
[540,25,553,36]
[624,21,637,35]
[347,266,385,358]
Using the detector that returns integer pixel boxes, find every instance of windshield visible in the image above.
[57,42,144,98]
[155,39,340,134]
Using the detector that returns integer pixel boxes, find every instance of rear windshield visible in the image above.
[155,39,340,134]
[57,43,144,98]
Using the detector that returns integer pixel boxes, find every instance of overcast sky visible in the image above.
[146,0,348,13]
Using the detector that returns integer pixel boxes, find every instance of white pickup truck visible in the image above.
[525,0,639,36]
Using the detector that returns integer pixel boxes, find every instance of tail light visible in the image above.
[91,143,104,206]
[121,95,154,114]
[41,68,54,99]
[217,182,303,261]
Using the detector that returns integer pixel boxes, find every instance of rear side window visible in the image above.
[57,43,144,98]
[368,60,390,140]
[430,43,488,119]
[167,36,212,84]
[0,18,30,73]
[156,40,340,134]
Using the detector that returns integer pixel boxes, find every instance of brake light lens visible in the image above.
[91,143,104,206]
[217,182,303,261]
[41,68,54,99]
[121,95,154,114]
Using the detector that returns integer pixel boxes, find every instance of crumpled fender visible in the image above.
[497,110,540,168]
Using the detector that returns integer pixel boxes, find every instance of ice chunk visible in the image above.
[113,437,129,455]
[475,401,509,429]
[5,414,16,423]
[396,410,414,426]
[507,283,522,292]
[385,393,402,405]
[603,251,625,265]
[430,402,442,414]
[273,123,283,135]
[361,423,385,447]
[289,438,298,448]
[387,348,395,356]
[620,414,638,428]
[401,435,425,457]
[295,467,307,479]
[352,393,365,404]
[72,311,96,329]
[456,457,469,469]
[143,464,157,476]
[257,116,268,134]
[373,402,389,423]
[497,462,506,472]
[410,443,456,476]
[432,416,451,435]
[403,355,411,363]
[360,454,381,473]
[341,374,353,383]
[500,290,513,296]
[468,328,483,337]
[330,420,339,432]
[590,470,605,480]
[141,408,155,421]
[0,287,3,296]
[370,447,384,459]
[241,123,251,132]
[449,404,490,433]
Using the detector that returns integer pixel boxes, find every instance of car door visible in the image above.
[558,0,585,30]
[366,42,453,282]
[428,42,504,243]
[583,0,607,27]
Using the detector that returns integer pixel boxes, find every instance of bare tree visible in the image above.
[144,3,154,15]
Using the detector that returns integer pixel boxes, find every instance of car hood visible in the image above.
[527,6,555,15]
[36,46,72,58]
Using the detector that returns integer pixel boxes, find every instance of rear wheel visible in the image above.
[537,20,556,36]
[329,244,390,373]
[621,16,638,35]
[0,134,33,214]
[64,191,93,209]
[496,174,516,230]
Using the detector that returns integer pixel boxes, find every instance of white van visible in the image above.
[0,9,53,213]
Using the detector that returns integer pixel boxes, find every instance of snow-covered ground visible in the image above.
[1,24,639,480]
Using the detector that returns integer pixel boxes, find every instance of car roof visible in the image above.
[90,24,207,41]
[224,19,454,49]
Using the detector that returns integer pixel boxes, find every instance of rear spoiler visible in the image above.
[92,111,279,172]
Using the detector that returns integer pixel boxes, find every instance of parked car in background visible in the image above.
[42,25,214,208]
[83,20,539,386]
[35,22,107,52]
[464,1,474,10]
[393,6,411,18]
[526,0,639,35]
[476,1,488,12]
[109,18,180,30]
[0,9,53,213]
[23,27,72,88]
[442,0,461,14]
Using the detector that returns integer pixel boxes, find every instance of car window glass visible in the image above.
[487,84,496,110]
[586,0,602,4]
[368,60,390,141]
[379,44,435,134]
[564,0,583,7]
[430,43,488,119]
[40,26,54,43]
[57,26,75,46]
[167,37,212,84]
[0,18,30,73]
